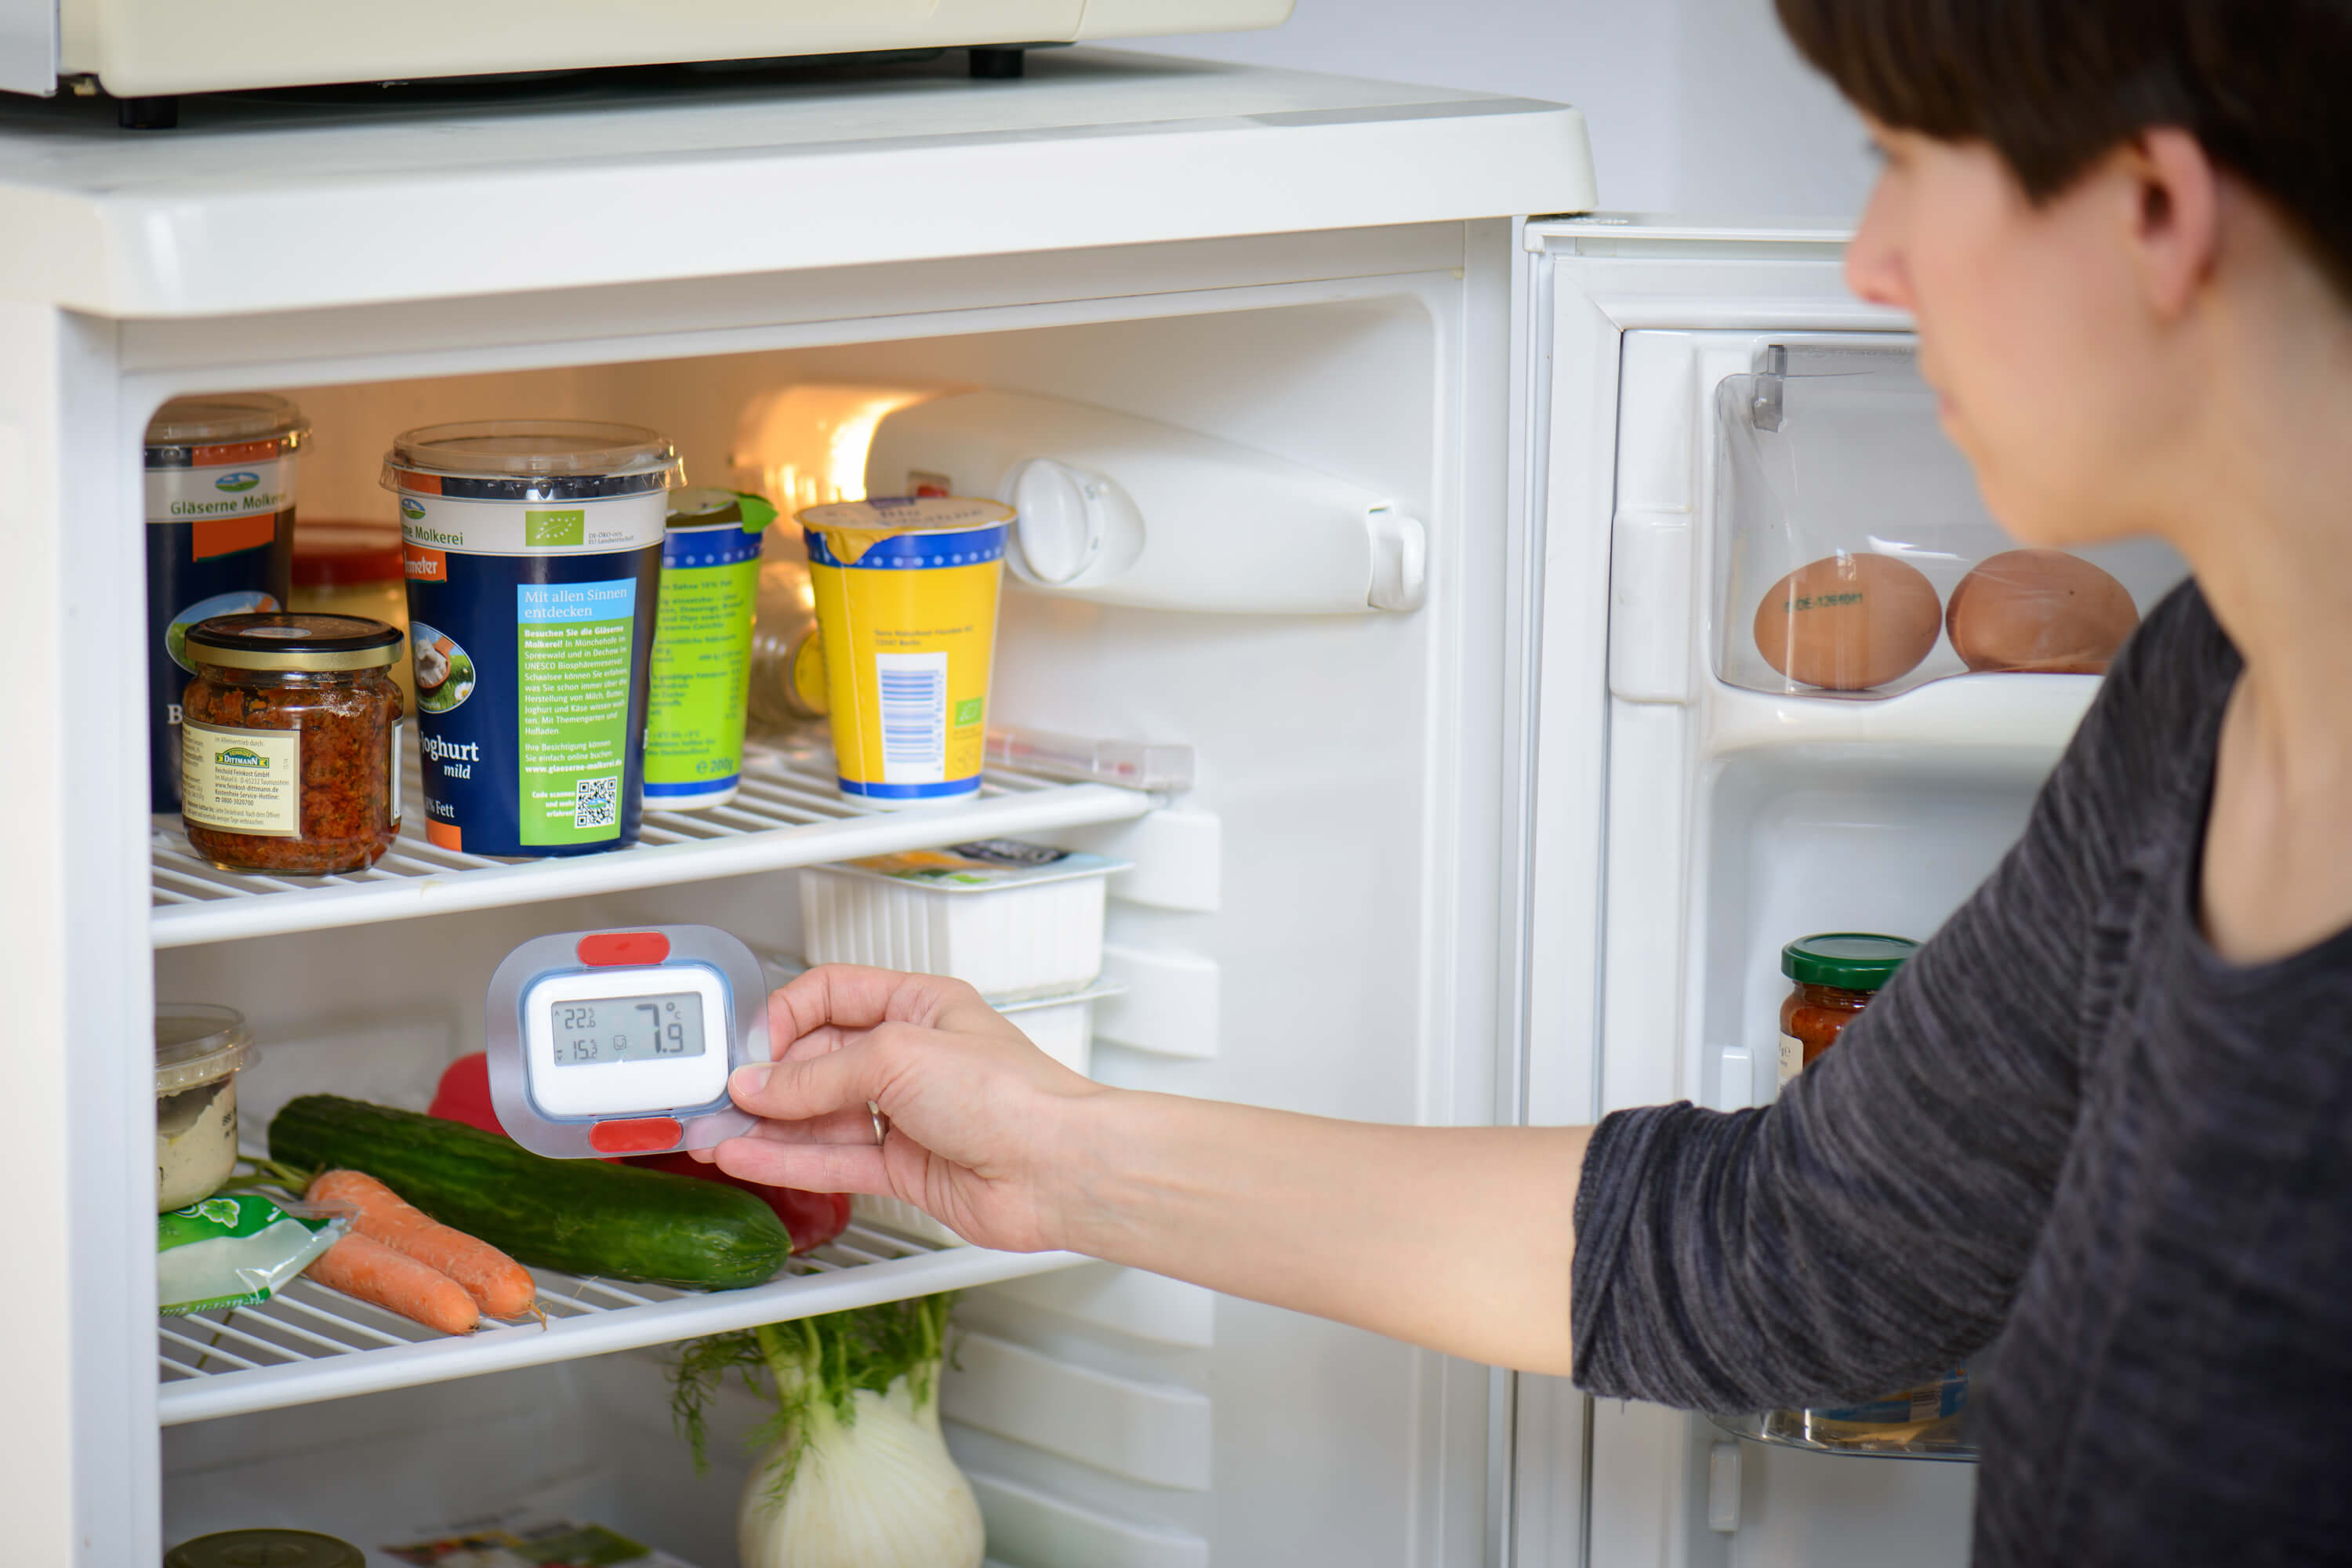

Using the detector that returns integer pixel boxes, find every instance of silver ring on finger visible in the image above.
[869,1099,889,1147]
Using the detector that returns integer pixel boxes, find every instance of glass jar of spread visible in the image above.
[179,613,405,875]
[1777,932,1918,1085]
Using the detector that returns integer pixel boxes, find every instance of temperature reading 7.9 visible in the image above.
[551,991,707,1068]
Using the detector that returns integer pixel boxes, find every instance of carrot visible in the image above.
[305,1232,481,1336]
[309,1168,538,1319]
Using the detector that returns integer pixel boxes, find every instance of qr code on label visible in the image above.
[573,775,619,829]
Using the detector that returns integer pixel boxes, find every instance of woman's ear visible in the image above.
[2125,127,2223,318]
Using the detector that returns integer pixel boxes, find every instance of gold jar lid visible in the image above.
[183,613,404,673]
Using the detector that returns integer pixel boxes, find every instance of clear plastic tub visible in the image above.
[797,840,1126,1000]
[1716,343,2186,699]
[154,1004,255,1212]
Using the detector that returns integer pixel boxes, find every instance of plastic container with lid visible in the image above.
[291,521,414,710]
[180,614,405,875]
[1777,932,1920,1085]
[799,838,1126,1000]
[644,487,777,811]
[383,420,681,858]
[164,1527,365,1568]
[154,1003,255,1212]
[745,526,830,735]
[144,392,309,816]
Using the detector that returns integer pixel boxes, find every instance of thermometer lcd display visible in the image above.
[550,993,706,1067]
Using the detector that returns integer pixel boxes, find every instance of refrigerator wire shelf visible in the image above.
[151,731,1158,949]
[158,1220,1086,1426]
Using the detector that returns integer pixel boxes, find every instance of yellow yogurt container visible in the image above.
[797,495,1014,808]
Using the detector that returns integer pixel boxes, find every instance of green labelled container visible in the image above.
[644,488,776,810]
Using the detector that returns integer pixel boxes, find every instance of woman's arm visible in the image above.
[708,964,1592,1375]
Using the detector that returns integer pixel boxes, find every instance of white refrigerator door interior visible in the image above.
[1507,221,2181,1568]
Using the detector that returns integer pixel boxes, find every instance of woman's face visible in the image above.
[1844,125,2192,548]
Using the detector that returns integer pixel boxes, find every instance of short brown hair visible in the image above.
[1773,0,2352,298]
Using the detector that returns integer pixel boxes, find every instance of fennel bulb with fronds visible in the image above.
[673,1294,983,1568]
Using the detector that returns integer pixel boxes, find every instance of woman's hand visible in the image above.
[711,961,1590,1373]
[701,964,1111,1253]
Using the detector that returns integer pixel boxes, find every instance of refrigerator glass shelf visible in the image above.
[151,731,1156,949]
[158,1220,1084,1426]
[1708,1409,1980,1464]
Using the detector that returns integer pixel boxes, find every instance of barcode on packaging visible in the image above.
[874,652,948,784]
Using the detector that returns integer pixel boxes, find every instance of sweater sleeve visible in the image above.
[1569,587,2216,1413]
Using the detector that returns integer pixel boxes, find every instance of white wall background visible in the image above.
[1127,0,1878,218]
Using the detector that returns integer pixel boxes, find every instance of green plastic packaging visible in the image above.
[158,1192,348,1316]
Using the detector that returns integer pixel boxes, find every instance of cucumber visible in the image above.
[270,1094,789,1290]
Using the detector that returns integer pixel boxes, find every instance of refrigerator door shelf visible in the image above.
[157,1218,1084,1426]
[150,731,1157,951]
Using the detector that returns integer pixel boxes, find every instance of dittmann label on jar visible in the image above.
[180,721,300,837]
[398,490,665,857]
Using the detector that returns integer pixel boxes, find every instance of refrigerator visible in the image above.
[0,48,2180,1568]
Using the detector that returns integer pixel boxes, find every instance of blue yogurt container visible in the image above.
[383,421,681,858]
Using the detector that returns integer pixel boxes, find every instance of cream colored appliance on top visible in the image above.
[5,0,1289,103]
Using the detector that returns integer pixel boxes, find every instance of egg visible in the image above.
[1753,551,1943,691]
[1945,549,2139,673]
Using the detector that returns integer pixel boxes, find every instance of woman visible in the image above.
[701,2,2352,1560]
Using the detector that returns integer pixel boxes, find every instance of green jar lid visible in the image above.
[1781,932,1919,991]
[165,1528,365,1568]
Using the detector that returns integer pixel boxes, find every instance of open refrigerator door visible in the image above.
[1508,219,2185,1566]
[0,53,1601,1568]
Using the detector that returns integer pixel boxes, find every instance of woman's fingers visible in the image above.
[731,1033,896,1123]
[727,1105,880,1146]
[710,1132,894,1194]
[769,965,1005,1047]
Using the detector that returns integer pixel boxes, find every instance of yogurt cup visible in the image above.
[383,421,681,857]
[154,1003,254,1212]
[644,488,776,811]
[797,495,1013,808]
[144,394,307,815]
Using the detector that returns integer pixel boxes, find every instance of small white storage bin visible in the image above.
[797,839,1127,1000]
[760,951,1121,1076]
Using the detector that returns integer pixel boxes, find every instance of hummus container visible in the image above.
[384,420,681,858]
[154,1004,255,1212]
[797,838,1126,1000]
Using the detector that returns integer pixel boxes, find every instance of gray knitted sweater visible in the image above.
[1571,583,2352,1565]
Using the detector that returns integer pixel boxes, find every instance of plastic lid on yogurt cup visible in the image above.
[143,393,309,464]
[154,1004,255,1096]
[797,495,1016,535]
[380,419,683,501]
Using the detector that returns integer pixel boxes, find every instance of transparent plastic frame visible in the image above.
[1715,343,2187,699]
[485,924,765,1158]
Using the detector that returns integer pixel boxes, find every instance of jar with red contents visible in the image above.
[1776,932,1918,1085]
[179,613,404,875]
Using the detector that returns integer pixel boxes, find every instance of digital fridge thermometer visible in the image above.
[486,925,766,1158]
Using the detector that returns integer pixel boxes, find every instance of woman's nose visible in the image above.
[1845,178,1912,310]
